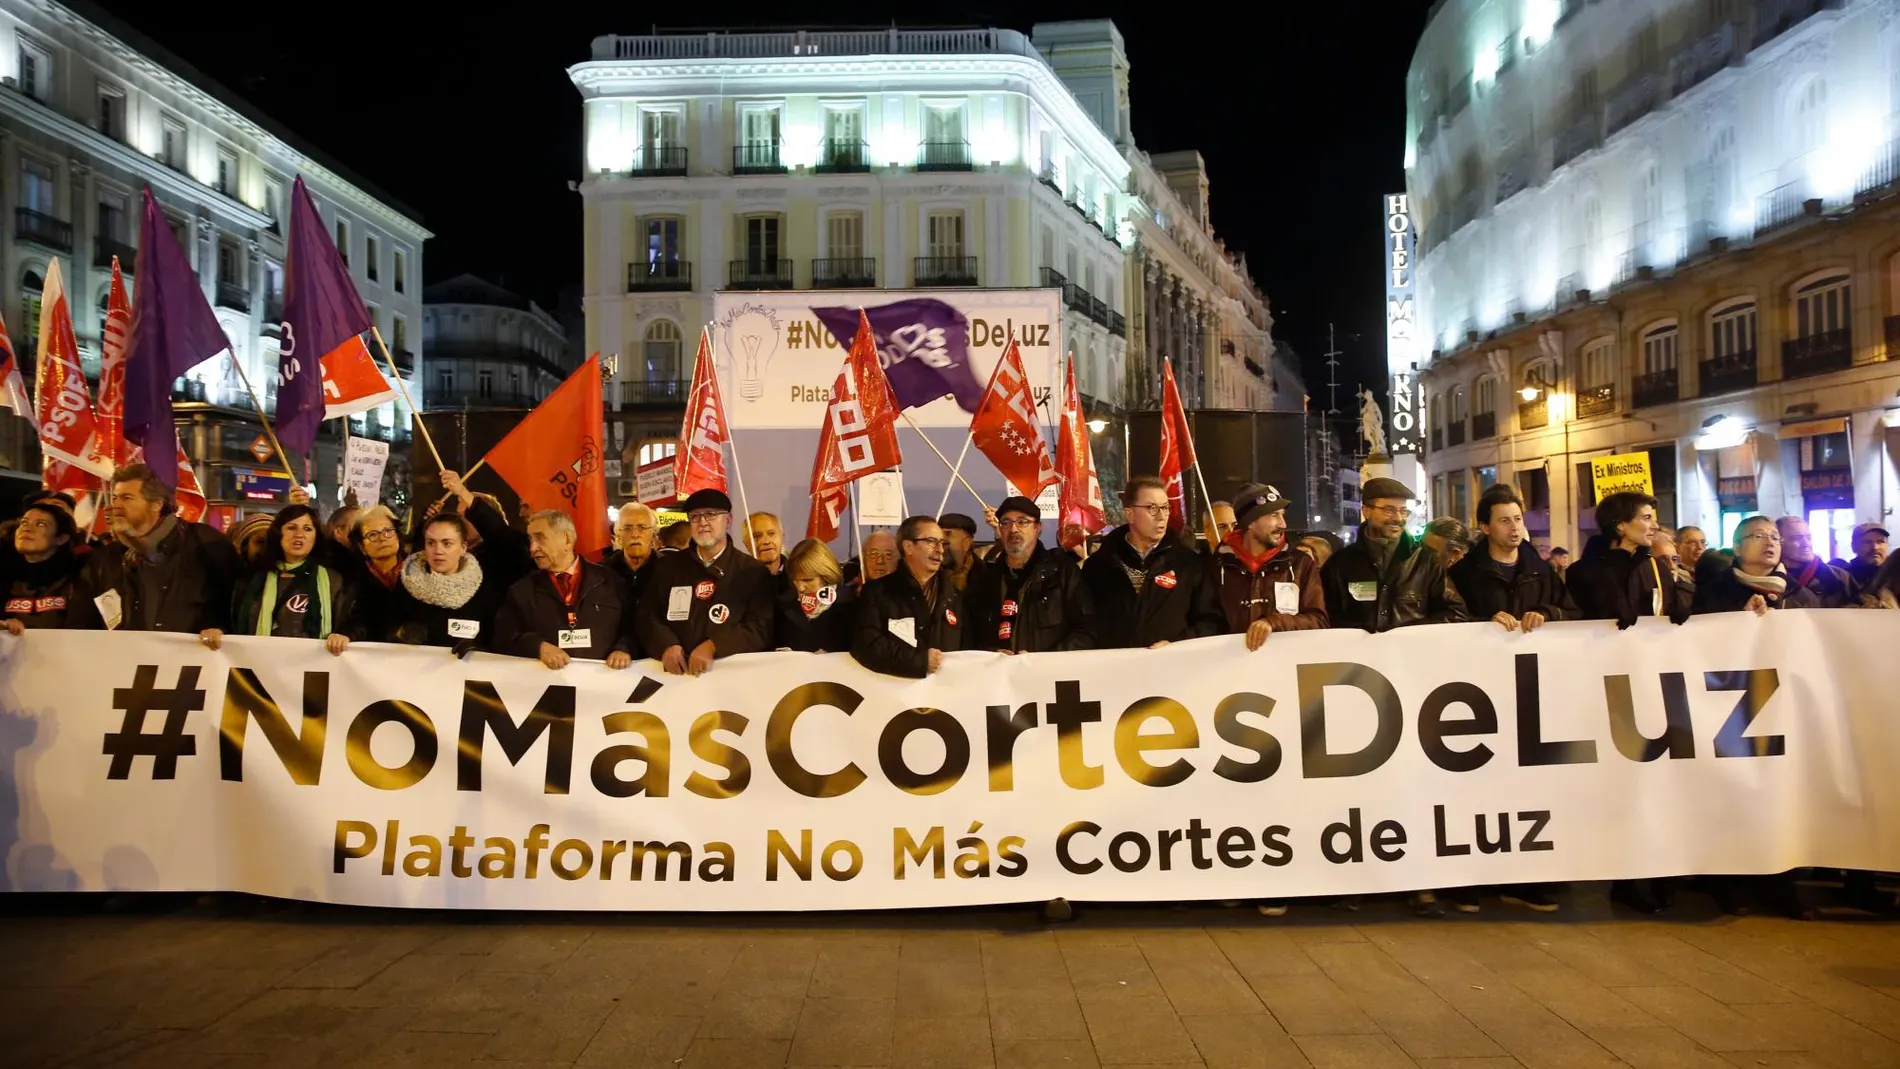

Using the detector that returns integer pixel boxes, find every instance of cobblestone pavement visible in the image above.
[3,886,1900,1068]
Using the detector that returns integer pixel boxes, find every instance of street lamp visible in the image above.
[1086,418,1109,433]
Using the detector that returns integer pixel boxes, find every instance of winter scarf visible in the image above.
[255,558,333,637]
[401,553,485,609]
[1731,565,1788,598]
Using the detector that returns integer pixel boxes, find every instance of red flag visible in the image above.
[1056,358,1106,533]
[320,335,397,419]
[171,444,206,522]
[970,337,1056,498]
[95,258,132,467]
[807,310,903,542]
[1158,358,1193,531]
[33,260,113,479]
[0,310,29,417]
[485,354,609,560]
[674,328,730,499]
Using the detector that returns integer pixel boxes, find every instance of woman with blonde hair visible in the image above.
[775,538,855,652]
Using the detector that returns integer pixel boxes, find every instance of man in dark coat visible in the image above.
[634,488,774,675]
[962,495,1095,653]
[67,463,241,643]
[1209,483,1327,649]
[603,501,663,608]
[1838,522,1888,588]
[1079,475,1224,648]
[1776,515,1858,607]
[1321,476,1466,633]
[852,515,963,677]
[1450,484,1575,633]
[492,509,635,669]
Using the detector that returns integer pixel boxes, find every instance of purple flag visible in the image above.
[276,176,371,457]
[810,299,984,412]
[123,187,229,486]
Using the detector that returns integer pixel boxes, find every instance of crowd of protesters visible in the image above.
[2,460,1893,920]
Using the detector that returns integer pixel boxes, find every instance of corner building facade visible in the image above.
[1407,0,1900,558]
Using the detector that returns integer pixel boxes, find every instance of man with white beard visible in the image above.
[635,488,774,675]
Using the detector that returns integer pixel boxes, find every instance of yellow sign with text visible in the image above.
[1590,451,1654,503]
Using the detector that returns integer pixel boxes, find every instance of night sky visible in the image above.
[94,0,1435,409]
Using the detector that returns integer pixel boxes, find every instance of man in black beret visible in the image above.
[634,488,774,675]
[962,495,1095,654]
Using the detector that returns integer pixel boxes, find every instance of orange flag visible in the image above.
[970,336,1056,497]
[807,310,903,542]
[484,354,609,560]
[1056,358,1105,533]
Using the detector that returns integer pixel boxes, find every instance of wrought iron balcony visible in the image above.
[914,256,978,286]
[1494,150,1533,205]
[1782,328,1851,379]
[1605,73,1659,137]
[1471,411,1497,440]
[1431,428,1443,451]
[811,257,876,288]
[627,260,693,292]
[733,143,786,175]
[215,281,250,313]
[816,139,869,173]
[1755,181,1808,234]
[619,379,691,409]
[727,259,794,290]
[1553,111,1601,170]
[1447,421,1466,447]
[1751,0,1842,52]
[1672,23,1736,97]
[173,379,208,403]
[15,208,71,252]
[1856,135,1900,202]
[632,147,688,177]
[390,348,415,376]
[1108,310,1126,336]
[1577,383,1616,418]
[93,236,135,270]
[916,140,972,172]
[1700,349,1757,396]
[1519,397,1549,430]
[1633,368,1679,408]
[264,296,284,327]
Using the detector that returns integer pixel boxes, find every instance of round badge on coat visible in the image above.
[708,603,730,624]
[695,581,716,600]
[945,609,958,626]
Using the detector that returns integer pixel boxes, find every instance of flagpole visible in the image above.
[848,479,862,561]
[900,411,983,502]
[935,435,973,515]
[220,341,300,485]
[701,323,754,534]
[1165,357,1218,534]
[368,325,445,471]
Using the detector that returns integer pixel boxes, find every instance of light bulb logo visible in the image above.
[721,304,781,402]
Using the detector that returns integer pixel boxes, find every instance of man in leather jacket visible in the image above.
[962,495,1095,653]
[1321,477,1467,633]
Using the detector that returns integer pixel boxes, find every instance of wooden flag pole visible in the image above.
[220,342,300,486]
[900,411,984,502]
[368,325,446,471]
[934,435,974,516]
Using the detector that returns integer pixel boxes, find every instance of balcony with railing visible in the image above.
[811,257,876,288]
[389,348,415,376]
[727,259,794,290]
[631,147,688,176]
[1553,110,1601,170]
[916,140,972,172]
[592,28,1042,62]
[627,260,693,292]
[1519,396,1549,430]
[1750,0,1842,52]
[263,295,284,327]
[816,139,869,173]
[15,208,71,252]
[1041,267,1075,307]
[1494,149,1533,206]
[1449,188,1481,233]
[1431,428,1443,452]
[215,281,250,313]
[1446,75,1471,119]
[1577,383,1616,418]
[1755,181,1808,233]
[1782,328,1851,379]
[1107,310,1126,336]
[172,379,208,403]
[1672,23,1737,97]
[619,379,691,409]
[1633,368,1679,408]
[1471,411,1496,440]
[733,143,786,175]
[914,256,978,286]
[1856,132,1900,201]
[1700,348,1758,395]
[93,236,135,270]
[1605,73,1660,137]
[1447,421,1466,447]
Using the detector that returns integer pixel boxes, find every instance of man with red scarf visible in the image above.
[1209,483,1328,649]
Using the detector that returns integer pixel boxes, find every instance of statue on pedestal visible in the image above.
[1358,387,1388,458]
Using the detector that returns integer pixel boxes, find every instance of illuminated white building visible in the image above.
[0,0,428,515]
[1407,0,1900,557]
[570,25,1133,472]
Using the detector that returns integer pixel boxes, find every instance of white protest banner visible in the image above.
[343,436,390,508]
[635,456,675,507]
[3,612,1897,910]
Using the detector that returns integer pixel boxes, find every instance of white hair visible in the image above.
[527,509,577,540]
[618,502,656,525]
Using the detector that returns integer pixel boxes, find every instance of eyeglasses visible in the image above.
[906,537,946,550]
[1214,522,1236,534]
[361,527,399,541]
[619,523,655,534]
[1743,532,1782,544]
[1367,505,1411,517]
[1130,503,1170,518]
[997,518,1038,530]
[687,510,727,523]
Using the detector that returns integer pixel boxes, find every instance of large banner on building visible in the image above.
[5,613,1898,908]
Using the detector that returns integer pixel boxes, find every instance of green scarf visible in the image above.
[255,560,333,638]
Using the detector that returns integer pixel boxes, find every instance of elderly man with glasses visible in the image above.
[605,502,663,607]
[1321,477,1467,635]
[635,488,774,676]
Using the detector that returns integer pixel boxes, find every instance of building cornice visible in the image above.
[29,0,431,241]
[568,53,1128,184]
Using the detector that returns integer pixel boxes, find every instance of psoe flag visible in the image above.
[33,259,113,478]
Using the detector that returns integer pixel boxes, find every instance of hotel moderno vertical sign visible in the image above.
[1384,194,1422,455]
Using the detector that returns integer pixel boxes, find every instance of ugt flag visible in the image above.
[485,355,609,561]
[1158,358,1194,531]
[673,327,730,499]
[1056,359,1106,533]
[807,310,903,543]
[809,298,984,413]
